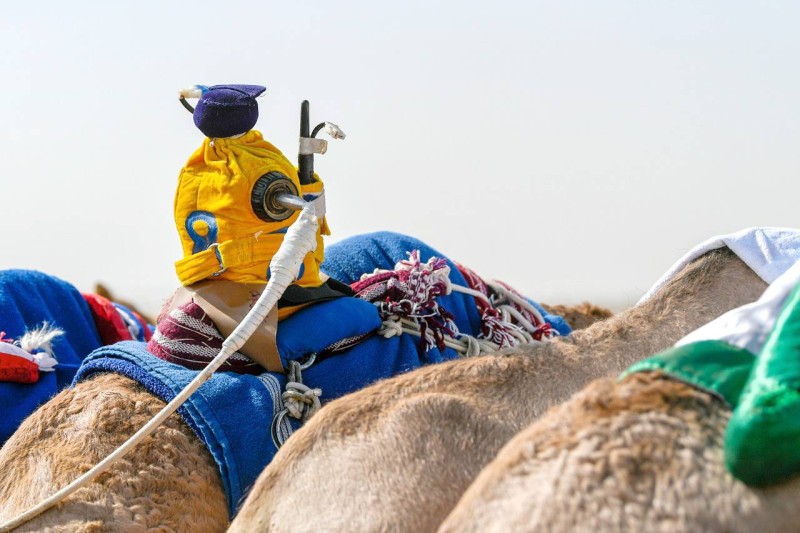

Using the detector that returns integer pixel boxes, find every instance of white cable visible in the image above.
[0,202,319,533]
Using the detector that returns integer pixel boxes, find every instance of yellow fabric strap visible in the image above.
[175,233,285,286]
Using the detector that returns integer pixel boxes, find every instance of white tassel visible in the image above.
[18,323,63,372]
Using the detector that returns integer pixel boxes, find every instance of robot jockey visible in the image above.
[160,84,349,374]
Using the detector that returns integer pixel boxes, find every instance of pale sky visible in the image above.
[1,1,798,316]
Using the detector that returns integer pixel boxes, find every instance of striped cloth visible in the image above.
[148,301,261,374]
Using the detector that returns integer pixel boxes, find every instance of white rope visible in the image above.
[270,355,321,448]
[499,305,537,337]
[0,202,319,533]
[377,318,404,338]
[452,280,552,336]
[463,335,482,357]
[379,317,544,358]
[489,282,550,327]
[378,281,558,358]
[450,284,491,305]
[282,381,321,419]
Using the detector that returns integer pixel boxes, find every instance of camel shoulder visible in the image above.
[0,373,227,532]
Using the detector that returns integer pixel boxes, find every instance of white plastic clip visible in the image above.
[178,85,206,99]
[322,122,346,140]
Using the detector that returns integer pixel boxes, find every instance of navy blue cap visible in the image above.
[193,84,267,138]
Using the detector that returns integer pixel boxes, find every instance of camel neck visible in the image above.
[539,248,767,376]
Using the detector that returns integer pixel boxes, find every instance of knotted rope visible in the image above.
[354,252,558,359]
[270,355,321,448]
[352,251,457,354]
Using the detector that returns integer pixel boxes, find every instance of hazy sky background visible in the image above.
[1,1,797,315]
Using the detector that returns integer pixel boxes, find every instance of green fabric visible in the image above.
[725,282,800,486]
[622,340,755,408]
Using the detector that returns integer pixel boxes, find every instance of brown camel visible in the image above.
[542,302,614,331]
[438,372,800,533]
[0,296,608,533]
[0,293,605,532]
[93,283,156,326]
[229,248,766,532]
[0,248,764,531]
[0,373,227,532]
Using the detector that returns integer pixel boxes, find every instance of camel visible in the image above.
[0,290,604,532]
[438,372,800,532]
[542,302,614,331]
[228,247,766,532]
[93,283,156,326]
[0,248,763,532]
[0,373,228,532]
[0,297,608,533]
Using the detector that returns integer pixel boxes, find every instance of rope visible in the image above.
[0,202,320,533]
[353,252,458,353]
[358,255,558,358]
[374,281,558,358]
[489,283,549,327]
[378,316,543,357]
[270,355,321,449]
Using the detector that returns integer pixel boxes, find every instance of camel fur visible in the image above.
[542,302,615,331]
[229,247,767,532]
[0,373,227,532]
[93,283,155,326]
[0,248,765,531]
[439,372,800,533]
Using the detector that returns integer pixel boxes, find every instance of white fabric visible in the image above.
[676,259,800,354]
[639,227,800,305]
[30,352,58,372]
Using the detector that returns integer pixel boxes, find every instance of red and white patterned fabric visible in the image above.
[0,328,61,384]
[82,293,153,345]
[147,301,261,374]
[352,251,457,353]
[0,333,39,383]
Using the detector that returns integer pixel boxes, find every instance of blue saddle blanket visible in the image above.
[0,270,102,444]
[74,231,570,517]
[75,342,286,516]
